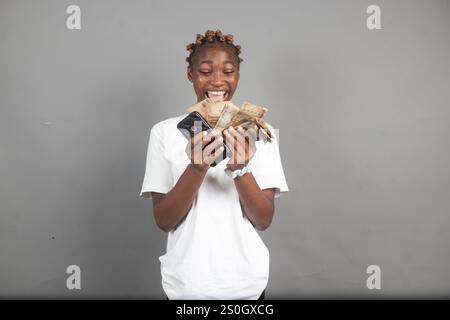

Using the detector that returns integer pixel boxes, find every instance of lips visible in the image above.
[205,90,228,103]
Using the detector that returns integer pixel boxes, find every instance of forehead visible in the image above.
[192,45,238,65]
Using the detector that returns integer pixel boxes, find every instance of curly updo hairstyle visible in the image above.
[186,29,243,68]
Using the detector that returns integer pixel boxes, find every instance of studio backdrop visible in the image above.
[1,0,449,298]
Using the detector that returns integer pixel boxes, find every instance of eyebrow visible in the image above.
[199,60,236,65]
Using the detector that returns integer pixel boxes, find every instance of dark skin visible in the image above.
[147,45,275,232]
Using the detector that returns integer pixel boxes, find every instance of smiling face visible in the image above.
[187,45,240,103]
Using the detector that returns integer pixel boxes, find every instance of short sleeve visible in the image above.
[251,124,289,198]
[139,123,173,199]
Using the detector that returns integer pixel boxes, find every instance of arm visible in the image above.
[151,130,224,232]
[234,174,275,230]
[150,164,207,232]
[224,125,276,231]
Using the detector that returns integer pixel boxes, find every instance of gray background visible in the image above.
[1,0,449,298]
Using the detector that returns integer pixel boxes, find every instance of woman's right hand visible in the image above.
[185,130,224,172]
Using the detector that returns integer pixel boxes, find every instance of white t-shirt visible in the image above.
[140,113,289,300]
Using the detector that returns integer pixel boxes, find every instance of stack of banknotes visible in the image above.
[186,99,273,142]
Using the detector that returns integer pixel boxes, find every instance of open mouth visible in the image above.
[205,90,228,103]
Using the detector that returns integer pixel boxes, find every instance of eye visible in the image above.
[224,70,234,74]
[199,70,211,75]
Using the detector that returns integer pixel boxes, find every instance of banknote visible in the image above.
[186,100,230,127]
[185,99,272,142]
[227,101,267,128]
[214,103,240,132]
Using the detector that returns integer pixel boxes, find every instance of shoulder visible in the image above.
[150,113,189,137]
[151,113,188,131]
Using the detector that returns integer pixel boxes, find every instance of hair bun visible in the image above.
[186,30,243,67]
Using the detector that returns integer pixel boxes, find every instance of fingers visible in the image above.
[188,128,258,167]
[190,130,208,149]
[191,130,205,145]
[247,128,257,155]
[189,130,219,153]
[235,127,249,161]
[224,127,244,163]
[224,126,242,149]
[203,134,223,156]
[187,131,203,155]
[239,125,258,146]
[187,130,225,166]
[224,126,257,166]
[205,144,225,165]
[200,133,224,165]
[225,126,256,151]
[200,130,220,149]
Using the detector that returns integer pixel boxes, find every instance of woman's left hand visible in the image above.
[223,124,258,171]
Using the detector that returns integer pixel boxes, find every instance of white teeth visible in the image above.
[207,91,225,96]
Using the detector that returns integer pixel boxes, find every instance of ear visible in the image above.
[187,67,193,82]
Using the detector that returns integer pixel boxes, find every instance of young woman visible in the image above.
[140,30,289,300]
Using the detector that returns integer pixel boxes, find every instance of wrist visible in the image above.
[225,164,245,171]
[189,163,209,175]
[225,160,253,179]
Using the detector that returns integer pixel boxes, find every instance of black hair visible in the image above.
[186,29,243,68]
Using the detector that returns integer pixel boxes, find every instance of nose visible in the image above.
[210,70,224,85]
